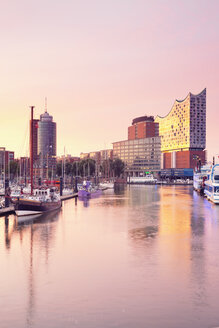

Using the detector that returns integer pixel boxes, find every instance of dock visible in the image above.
[61,193,78,201]
[0,206,15,216]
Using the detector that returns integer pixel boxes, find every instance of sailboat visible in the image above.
[15,106,61,218]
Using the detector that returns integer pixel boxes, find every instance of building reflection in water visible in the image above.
[128,185,160,255]
[2,185,219,328]
[114,184,126,195]
[189,190,207,309]
[129,226,158,244]
[80,198,90,207]
[128,185,210,316]
[158,185,208,312]
[95,187,128,208]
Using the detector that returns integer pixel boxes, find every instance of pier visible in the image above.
[0,206,15,216]
[60,192,78,201]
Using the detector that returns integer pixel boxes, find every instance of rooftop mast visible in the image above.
[30,106,34,195]
[45,97,47,113]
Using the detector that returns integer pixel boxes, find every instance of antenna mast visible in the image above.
[45,97,47,113]
[30,106,35,195]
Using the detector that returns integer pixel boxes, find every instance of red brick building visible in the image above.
[163,150,206,170]
[128,116,159,140]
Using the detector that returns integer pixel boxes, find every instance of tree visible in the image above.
[78,159,96,177]
[65,162,73,176]
[112,158,125,177]
[56,162,62,177]
[72,161,79,176]
[9,160,18,176]
[100,159,114,178]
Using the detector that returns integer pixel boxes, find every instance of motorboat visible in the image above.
[78,180,102,198]
[204,164,219,204]
[99,181,114,189]
[128,175,157,184]
[62,188,74,196]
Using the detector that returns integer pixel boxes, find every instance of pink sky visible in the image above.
[0,0,218,160]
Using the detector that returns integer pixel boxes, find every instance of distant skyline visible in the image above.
[0,0,218,160]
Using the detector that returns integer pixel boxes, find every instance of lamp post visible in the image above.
[193,154,201,172]
[51,155,56,186]
[46,144,53,182]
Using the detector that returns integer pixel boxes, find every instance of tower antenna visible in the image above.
[45,97,47,113]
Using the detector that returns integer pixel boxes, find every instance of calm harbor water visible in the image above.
[1,185,219,328]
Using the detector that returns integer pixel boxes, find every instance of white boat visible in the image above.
[204,164,219,204]
[0,187,5,195]
[10,187,22,199]
[23,184,31,194]
[128,175,157,184]
[193,165,211,192]
[62,188,74,196]
[0,198,5,209]
[99,182,114,189]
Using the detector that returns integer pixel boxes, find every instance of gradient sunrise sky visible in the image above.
[0,0,218,160]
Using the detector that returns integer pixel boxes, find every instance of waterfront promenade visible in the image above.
[1,185,219,328]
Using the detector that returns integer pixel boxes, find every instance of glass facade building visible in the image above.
[155,89,206,169]
[113,137,161,176]
[37,111,56,176]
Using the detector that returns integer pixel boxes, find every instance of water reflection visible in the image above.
[190,191,208,310]
[4,215,16,250]
[78,197,90,207]
[127,185,218,326]
[27,225,34,327]
[158,186,210,321]
[78,191,104,207]
[129,226,158,242]
[114,183,126,195]
[0,210,60,328]
[1,186,219,328]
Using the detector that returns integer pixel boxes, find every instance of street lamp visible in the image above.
[193,154,201,172]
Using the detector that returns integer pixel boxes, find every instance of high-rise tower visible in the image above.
[38,108,56,178]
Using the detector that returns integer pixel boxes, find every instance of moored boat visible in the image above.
[204,164,219,204]
[127,175,157,184]
[99,181,114,189]
[78,180,102,198]
[15,187,61,217]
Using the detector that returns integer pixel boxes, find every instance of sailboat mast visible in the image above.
[64,146,65,188]
[30,106,34,195]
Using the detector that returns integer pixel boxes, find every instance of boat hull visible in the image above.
[78,189,102,199]
[16,210,43,216]
[78,190,90,198]
[16,213,43,223]
[15,199,62,216]
[204,189,219,204]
